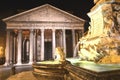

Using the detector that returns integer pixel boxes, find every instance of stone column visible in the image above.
[60,31,63,48]
[16,30,22,65]
[62,29,66,57]
[13,35,17,64]
[9,32,14,64]
[41,29,44,60]
[36,34,41,61]
[72,29,76,57]
[4,30,10,66]
[29,29,34,64]
[52,29,56,59]
[33,30,37,62]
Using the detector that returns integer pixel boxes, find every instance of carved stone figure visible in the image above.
[112,3,120,33]
[77,1,120,64]
[94,0,100,4]
[55,47,66,62]
[102,5,115,35]
[117,13,120,25]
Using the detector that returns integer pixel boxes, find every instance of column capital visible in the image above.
[30,29,34,33]
[6,29,11,32]
[41,29,44,32]
[62,29,65,31]
[72,29,75,31]
[18,29,22,33]
[52,29,56,32]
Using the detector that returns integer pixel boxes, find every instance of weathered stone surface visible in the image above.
[78,1,120,63]
[7,71,37,80]
[3,4,85,30]
[98,55,120,63]
[66,62,120,80]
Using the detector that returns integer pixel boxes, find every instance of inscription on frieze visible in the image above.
[90,9,104,37]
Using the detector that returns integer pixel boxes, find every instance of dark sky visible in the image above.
[0,0,94,21]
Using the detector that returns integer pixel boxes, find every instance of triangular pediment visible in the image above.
[3,4,84,22]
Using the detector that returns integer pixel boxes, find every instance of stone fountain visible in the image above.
[77,0,120,64]
[32,47,70,80]
[32,0,120,80]
[65,0,120,80]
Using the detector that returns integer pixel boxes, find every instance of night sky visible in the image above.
[0,0,94,20]
[0,0,95,31]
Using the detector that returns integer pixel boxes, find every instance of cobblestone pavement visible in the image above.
[0,66,13,80]
[7,71,37,80]
[0,65,32,80]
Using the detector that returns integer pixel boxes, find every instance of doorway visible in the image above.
[66,30,73,57]
[44,41,52,60]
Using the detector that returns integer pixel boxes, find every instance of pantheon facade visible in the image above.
[3,4,85,66]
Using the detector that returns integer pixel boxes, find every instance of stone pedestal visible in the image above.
[65,60,120,80]
[32,61,68,80]
[78,0,120,63]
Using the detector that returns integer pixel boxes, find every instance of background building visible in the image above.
[2,4,85,65]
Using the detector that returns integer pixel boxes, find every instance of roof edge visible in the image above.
[3,4,85,22]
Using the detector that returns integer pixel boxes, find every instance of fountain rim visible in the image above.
[32,62,63,69]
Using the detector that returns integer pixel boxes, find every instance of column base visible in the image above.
[4,62,10,66]
[28,61,33,65]
[16,62,22,65]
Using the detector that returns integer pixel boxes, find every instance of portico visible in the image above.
[3,4,85,66]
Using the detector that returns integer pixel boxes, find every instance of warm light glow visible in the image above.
[55,47,65,62]
[0,46,4,58]
[37,61,60,64]
[77,1,120,64]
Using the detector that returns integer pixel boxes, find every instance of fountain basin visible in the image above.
[32,61,68,80]
[66,58,120,80]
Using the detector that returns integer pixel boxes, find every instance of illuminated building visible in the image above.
[2,4,85,66]
[1,0,120,80]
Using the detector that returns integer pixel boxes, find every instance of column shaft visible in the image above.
[16,30,22,65]
[62,29,66,57]
[4,30,10,66]
[29,29,34,64]
[9,32,14,64]
[41,29,44,60]
[72,29,76,57]
[52,29,56,59]
[33,30,37,62]
[13,35,16,64]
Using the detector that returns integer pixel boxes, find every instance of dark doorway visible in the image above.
[44,41,52,60]
[66,30,73,57]
[22,39,29,63]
